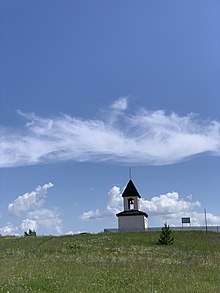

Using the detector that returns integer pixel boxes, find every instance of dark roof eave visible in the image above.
[116,210,148,218]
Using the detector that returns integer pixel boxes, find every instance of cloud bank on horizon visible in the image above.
[1,97,220,168]
[1,182,220,236]
[81,185,220,227]
[0,183,62,236]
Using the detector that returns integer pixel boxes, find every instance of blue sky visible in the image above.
[0,1,220,235]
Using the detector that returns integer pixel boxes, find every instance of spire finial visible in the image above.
[129,167,132,180]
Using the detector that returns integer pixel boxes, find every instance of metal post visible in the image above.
[204,208,208,232]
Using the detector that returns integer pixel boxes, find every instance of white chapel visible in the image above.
[116,179,148,231]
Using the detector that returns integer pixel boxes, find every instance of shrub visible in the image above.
[24,229,37,237]
[157,223,174,245]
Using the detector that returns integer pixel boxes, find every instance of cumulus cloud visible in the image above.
[0,224,20,236]
[3,183,63,235]
[28,209,62,234]
[1,98,220,168]
[140,192,201,216]
[106,185,123,214]
[80,185,123,220]
[8,182,54,216]
[81,185,220,227]
[192,212,220,226]
[21,219,37,232]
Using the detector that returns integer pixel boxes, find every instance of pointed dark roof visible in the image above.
[122,180,141,198]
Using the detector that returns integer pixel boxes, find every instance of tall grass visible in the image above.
[0,231,220,292]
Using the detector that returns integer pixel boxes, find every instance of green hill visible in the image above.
[0,231,220,292]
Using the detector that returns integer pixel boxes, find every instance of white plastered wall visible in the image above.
[118,215,148,230]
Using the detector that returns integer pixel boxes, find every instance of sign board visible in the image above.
[182,217,190,224]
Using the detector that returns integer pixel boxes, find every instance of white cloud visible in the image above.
[21,219,37,232]
[110,97,128,111]
[81,185,220,227]
[81,209,108,220]
[1,99,220,168]
[81,185,123,220]
[28,209,62,234]
[140,192,201,216]
[106,185,123,214]
[188,212,220,226]
[66,231,87,235]
[2,183,63,235]
[8,182,54,216]
[0,224,20,236]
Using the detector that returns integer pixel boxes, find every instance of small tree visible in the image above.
[157,223,174,245]
[24,229,36,237]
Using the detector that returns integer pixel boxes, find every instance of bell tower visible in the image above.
[122,180,141,211]
[116,179,148,231]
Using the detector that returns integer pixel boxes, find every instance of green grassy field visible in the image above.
[0,231,220,292]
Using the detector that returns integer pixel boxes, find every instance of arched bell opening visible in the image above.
[128,198,135,210]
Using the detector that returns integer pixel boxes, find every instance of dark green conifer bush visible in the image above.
[157,223,174,245]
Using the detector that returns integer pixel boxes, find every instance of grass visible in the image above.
[0,231,220,292]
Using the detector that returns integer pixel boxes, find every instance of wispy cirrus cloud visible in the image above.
[1,98,220,168]
[110,96,128,111]
[81,185,220,227]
